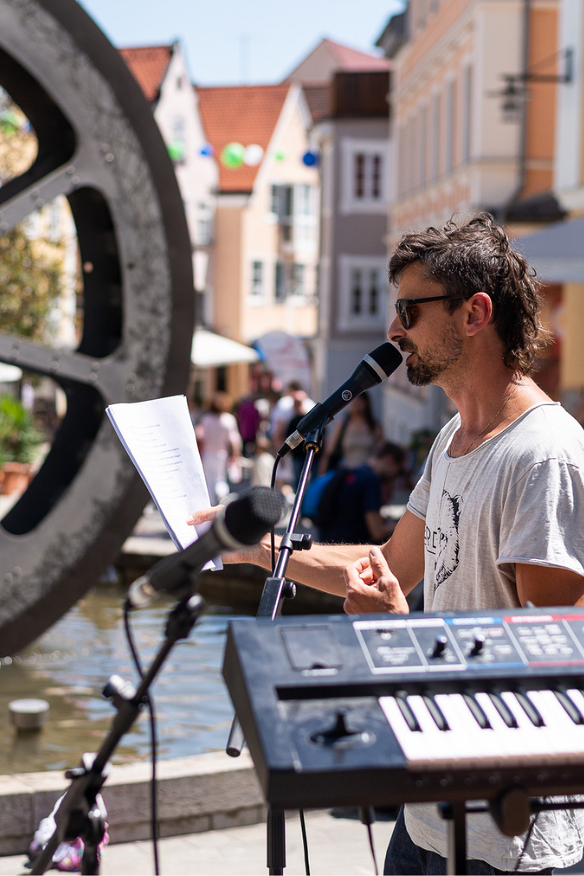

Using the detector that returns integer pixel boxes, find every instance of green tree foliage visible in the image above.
[0,226,63,341]
[1,90,64,342]
[0,394,43,463]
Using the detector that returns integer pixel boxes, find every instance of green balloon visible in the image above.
[221,142,245,169]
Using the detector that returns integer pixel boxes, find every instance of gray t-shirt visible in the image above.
[404,402,584,870]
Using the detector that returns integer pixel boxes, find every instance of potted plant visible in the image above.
[0,394,43,495]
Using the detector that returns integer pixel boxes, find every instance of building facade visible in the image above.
[377,0,565,443]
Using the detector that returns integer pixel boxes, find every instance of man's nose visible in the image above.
[388,313,405,343]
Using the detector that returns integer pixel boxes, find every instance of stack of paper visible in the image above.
[106,394,221,569]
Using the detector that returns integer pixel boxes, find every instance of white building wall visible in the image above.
[555,0,584,202]
[154,44,218,298]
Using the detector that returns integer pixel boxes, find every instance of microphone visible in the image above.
[277,343,402,457]
[126,487,286,608]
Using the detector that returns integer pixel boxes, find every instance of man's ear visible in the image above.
[464,292,492,336]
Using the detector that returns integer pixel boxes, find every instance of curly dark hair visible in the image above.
[388,213,550,374]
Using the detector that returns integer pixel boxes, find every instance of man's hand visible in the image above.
[187,505,267,565]
[344,546,410,615]
[187,506,221,527]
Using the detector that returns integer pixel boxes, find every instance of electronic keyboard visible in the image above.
[222,607,584,812]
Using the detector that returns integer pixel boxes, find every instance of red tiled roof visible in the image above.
[120,45,173,103]
[196,84,292,193]
[323,39,390,72]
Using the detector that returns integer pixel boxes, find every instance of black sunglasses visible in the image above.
[394,294,468,330]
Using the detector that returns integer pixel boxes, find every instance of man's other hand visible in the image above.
[344,546,409,615]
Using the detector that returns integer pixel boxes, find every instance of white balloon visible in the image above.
[244,143,264,166]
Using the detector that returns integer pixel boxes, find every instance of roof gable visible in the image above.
[196,83,292,193]
[120,45,173,103]
[284,37,389,84]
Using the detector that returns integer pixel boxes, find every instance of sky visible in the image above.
[77,0,405,87]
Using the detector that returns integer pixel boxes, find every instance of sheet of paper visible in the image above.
[106,394,221,569]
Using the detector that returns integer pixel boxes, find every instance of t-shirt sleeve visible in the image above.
[498,459,584,577]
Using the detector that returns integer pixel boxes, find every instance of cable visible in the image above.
[299,809,310,875]
[360,806,379,875]
[269,457,280,570]
[123,605,160,876]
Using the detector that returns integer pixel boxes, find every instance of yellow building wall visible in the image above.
[241,96,319,342]
[213,204,244,340]
[560,284,584,392]
[523,4,558,196]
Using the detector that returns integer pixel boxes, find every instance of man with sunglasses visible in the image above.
[191,214,584,874]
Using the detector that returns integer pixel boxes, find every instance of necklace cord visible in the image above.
[462,388,515,456]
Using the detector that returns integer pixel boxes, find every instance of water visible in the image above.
[0,584,250,775]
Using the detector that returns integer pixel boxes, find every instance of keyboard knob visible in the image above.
[430,635,448,659]
[469,634,486,656]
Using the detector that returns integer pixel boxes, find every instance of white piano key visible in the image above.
[498,691,549,761]
[379,696,431,765]
[380,687,584,773]
[434,693,497,762]
[527,689,584,752]
[566,688,584,719]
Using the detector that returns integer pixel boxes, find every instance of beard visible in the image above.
[400,323,464,387]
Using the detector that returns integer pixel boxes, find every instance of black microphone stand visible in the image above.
[226,425,324,875]
[31,591,206,875]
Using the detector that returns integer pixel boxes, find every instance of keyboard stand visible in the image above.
[440,802,468,875]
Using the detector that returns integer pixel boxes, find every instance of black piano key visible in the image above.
[555,689,584,725]
[514,691,545,727]
[487,692,518,728]
[395,692,422,732]
[463,693,491,729]
[422,694,450,731]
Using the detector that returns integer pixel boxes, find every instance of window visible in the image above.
[431,93,440,182]
[274,261,286,302]
[462,65,473,165]
[419,105,427,187]
[270,183,317,250]
[445,79,456,174]
[341,139,388,213]
[397,123,407,198]
[273,261,307,301]
[196,202,213,246]
[353,152,382,200]
[270,184,294,241]
[294,184,318,252]
[250,260,264,297]
[338,256,387,331]
[290,263,305,296]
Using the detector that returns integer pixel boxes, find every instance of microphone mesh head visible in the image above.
[224,487,286,545]
[368,343,402,377]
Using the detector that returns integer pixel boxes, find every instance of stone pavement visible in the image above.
[0,808,396,875]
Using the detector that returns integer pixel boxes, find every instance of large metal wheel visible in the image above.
[0,0,195,654]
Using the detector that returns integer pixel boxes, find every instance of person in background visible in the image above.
[235,394,262,457]
[318,441,407,545]
[284,389,316,491]
[195,391,242,505]
[318,391,383,474]
[271,381,315,492]
[250,433,276,488]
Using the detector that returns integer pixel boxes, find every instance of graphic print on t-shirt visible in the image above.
[434,489,462,589]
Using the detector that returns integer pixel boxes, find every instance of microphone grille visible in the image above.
[224,487,286,545]
[367,343,402,378]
